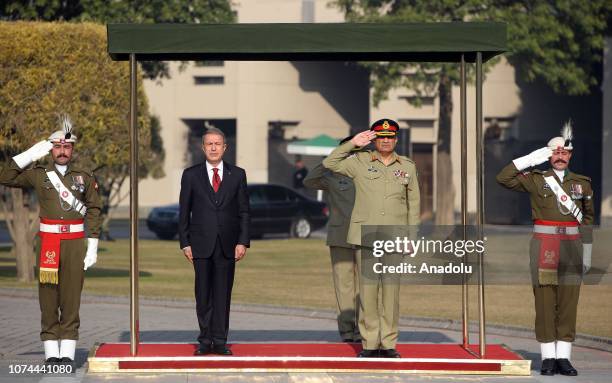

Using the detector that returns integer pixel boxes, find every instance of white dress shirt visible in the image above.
[205,161,224,186]
[554,168,565,182]
[55,164,67,176]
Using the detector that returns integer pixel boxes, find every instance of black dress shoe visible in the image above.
[540,358,556,375]
[379,349,401,358]
[556,358,578,376]
[59,357,73,363]
[44,357,60,364]
[212,345,233,355]
[194,345,212,355]
[357,349,379,358]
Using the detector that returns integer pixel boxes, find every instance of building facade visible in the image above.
[122,0,606,225]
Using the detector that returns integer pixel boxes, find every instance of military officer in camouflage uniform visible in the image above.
[496,122,593,376]
[0,116,102,364]
[323,119,420,358]
[304,136,360,343]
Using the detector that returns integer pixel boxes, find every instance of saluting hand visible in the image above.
[351,130,377,147]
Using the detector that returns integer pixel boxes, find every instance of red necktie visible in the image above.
[212,168,221,192]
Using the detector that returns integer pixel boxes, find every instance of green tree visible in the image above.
[332,0,611,223]
[0,22,159,281]
[1,0,236,79]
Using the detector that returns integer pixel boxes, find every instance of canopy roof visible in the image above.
[287,134,340,156]
[107,22,506,62]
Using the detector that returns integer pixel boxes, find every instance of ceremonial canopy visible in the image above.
[107,22,506,62]
[105,22,507,361]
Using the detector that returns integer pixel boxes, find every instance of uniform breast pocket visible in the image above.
[41,185,57,201]
[365,171,381,180]
[536,189,555,208]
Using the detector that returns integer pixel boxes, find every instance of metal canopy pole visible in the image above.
[129,53,140,356]
[459,54,469,350]
[475,51,486,358]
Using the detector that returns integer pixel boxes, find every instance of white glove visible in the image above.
[582,243,592,274]
[84,238,99,270]
[12,140,53,169]
[512,147,552,171]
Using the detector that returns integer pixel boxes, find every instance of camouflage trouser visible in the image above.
[330,246,360,341]
[37,238,86,341]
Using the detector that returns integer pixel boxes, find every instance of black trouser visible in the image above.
[193,236,235,347]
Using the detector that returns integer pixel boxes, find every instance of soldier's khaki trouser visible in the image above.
[533,285,580,343]
[529,236,582,343]
[330,246,360,341]
[356,248,400,350]
[37,237,86,341]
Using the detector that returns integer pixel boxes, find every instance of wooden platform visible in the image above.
[87,342,531,375]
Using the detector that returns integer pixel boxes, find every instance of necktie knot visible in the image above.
[213,168,219,174]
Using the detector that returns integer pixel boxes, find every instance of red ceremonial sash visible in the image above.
[534,220,579,285]
[38,218,84,284]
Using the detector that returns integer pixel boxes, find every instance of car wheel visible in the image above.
[291,217,312,239]
[155,231,176,240]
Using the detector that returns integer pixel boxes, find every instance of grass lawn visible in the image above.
[0,235,610,337]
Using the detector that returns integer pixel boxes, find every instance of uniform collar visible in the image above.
[545,168,571,183]
[370,150,401,165]
[37,159,84,175]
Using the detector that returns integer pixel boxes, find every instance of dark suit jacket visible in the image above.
[178,161,250,258]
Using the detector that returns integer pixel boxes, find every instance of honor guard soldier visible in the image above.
[0,115,102,365]
[496,121,593,376]
[323,119,420,358]
[304,136,360,343]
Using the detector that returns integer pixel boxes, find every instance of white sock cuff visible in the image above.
[59,339,77,359]
[540,342,556,359]
[43,340,60,359]
[556,340,572,360]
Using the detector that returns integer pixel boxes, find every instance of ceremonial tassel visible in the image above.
[39,270,58,285]
[538,269,558,286]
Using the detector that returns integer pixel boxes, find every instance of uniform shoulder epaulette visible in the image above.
[573,173,591,182]
[531,169,544,174]
[70,165,94,177]
[400,156,415,164]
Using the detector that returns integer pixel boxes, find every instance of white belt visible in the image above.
[533,224,579,235]
[40,223,84,234]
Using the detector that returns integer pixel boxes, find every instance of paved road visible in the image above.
[0,289,610,383]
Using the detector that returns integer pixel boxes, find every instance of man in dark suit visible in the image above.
[179,127,250,356]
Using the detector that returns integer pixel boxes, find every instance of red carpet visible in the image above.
[89,343,529,374]
[95,342,521,359]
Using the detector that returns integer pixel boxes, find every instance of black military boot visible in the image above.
[556,358,578,376]
[540,358,556,375]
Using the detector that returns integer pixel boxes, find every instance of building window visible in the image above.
[195,61,224,67]
[194,76,224,85]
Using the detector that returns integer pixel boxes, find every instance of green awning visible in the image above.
[107,22,506,62]
[287,135,340,156]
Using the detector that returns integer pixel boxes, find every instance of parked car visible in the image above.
[146,184,329,240]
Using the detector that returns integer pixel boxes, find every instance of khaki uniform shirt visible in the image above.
[496,163,594,243]
[323,141,420,246]
[303,163,355,248]
[0,160,103,238]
